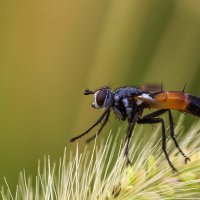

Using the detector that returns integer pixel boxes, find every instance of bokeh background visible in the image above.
[1,0,200,190]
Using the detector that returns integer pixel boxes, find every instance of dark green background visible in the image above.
[1,0,200,189]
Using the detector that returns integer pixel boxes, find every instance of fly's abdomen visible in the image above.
[152,92,200,117]
[186,95,200,117]
[152,92,189,111]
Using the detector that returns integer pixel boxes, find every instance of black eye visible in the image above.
[96,89,107,107]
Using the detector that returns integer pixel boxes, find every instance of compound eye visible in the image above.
[95,89,107,108]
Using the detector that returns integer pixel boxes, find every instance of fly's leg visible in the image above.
[168,110,190,163]
[141,109,189,163]
[138,116,177,172]
[124,114,138,165]
[69,107,110,142]
[85,110,110,143]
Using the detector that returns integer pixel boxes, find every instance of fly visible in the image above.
[69,84,200,171]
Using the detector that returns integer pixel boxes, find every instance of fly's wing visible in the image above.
[131,84,163,108]
[137,83,163,94]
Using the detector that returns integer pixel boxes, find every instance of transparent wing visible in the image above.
[137,83,163,94]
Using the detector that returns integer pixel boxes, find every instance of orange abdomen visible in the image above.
[152,92,189,111]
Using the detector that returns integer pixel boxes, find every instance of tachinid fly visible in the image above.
[70,84,200,171]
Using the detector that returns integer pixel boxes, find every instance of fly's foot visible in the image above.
[172,166,178,173]
[184,157,191,164]
[126,158,132,166]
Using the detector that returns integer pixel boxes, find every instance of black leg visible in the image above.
[85,110,111,143]
[124,114,139,165]
[142,109,189,162]
[168,110,190,163]
[69,107,111,142]
[141,109,167,119]
[138,117,177,172]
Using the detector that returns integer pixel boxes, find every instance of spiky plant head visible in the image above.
[2,116,200,200]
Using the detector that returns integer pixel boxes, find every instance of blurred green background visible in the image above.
[1,0,200,189]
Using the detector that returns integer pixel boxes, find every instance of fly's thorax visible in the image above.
[92,88,113,109]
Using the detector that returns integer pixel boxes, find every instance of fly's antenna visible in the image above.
[182,83,187,92]
[84,89,94,95]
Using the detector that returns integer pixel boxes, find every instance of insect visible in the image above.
[70,84,200,171]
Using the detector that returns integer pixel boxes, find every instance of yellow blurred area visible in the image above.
[0,0,200,188]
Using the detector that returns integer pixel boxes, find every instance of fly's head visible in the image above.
[84,87,113,109]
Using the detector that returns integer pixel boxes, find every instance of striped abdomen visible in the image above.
[152,92,200,117]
